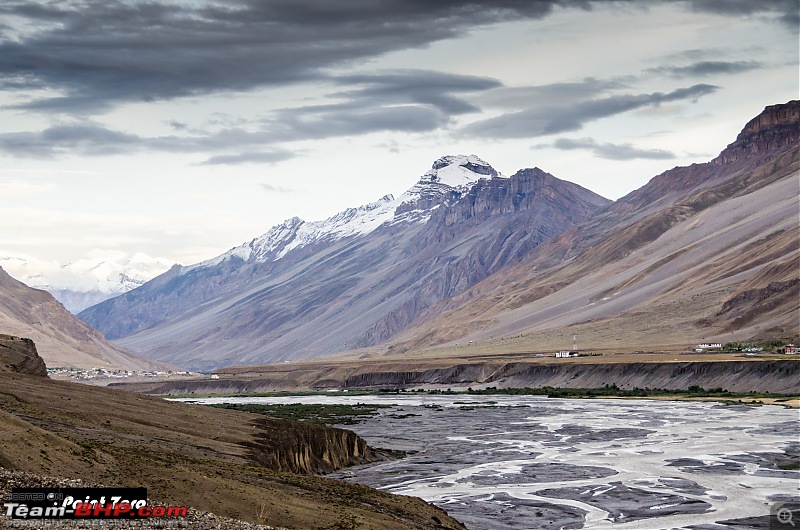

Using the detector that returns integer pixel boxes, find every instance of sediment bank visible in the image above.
[110,358,800,395]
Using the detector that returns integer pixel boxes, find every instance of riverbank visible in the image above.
[109,355,800,395]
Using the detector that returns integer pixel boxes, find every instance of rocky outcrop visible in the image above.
[424,167,608,245]
[0,334,47,377]
[714,100,800,165]
[245,417,381,475]
[604,101,800,214]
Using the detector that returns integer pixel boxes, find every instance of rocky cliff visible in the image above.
[714,100,800,165]
[343,360,800,394]
[0,334,47,377]
[245,416,381,474]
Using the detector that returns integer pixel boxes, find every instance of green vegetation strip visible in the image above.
[206,403,393,424]
[427,385,798,400]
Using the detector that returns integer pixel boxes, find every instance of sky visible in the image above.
[0,0,797,276]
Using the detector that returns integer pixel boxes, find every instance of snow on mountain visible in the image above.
[0,251,174,312]
[419,154,499,188]
[192,155,503,272]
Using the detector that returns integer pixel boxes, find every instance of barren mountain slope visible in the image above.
[0,267,168,370]
[382,101,799,355]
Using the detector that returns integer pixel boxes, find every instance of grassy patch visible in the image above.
[205,403,392,425]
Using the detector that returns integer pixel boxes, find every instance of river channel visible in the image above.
[177,394,799,529]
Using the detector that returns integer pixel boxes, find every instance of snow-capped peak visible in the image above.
[394,154,503,214]
[194,155,502,270]
[422,154,499,187]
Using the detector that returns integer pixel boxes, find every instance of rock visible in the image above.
[0,334,48,377]
[714,100,800,165]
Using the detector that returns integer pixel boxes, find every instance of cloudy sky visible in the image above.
[0,0,797,274]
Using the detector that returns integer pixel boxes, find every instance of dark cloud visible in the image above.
[332,70,501,115]
[542,137,676,160]
[0,1,792,115]
[0,69,502,161]
[265,70,500,139]
[275,105,449,137]
[0,0,562,114]
[647,60,763,78]
[462,84,718,138]
[167,120,189,131]
[0,124,140,157]
[0,122,274,159]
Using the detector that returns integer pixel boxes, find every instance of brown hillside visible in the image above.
[0,267,168,370]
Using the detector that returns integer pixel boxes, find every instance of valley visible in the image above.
[2,3,798,530]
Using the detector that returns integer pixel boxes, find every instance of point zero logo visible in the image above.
[3,488,187,521]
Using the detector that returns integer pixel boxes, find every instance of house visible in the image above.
[698,343,722,349]
[555,351,573,358]
[786,344,797,354]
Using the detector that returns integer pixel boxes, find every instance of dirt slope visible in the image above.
[0,371,463,529]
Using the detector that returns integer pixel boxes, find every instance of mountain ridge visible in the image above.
[80,156,609,369]
[188,154,502,272]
